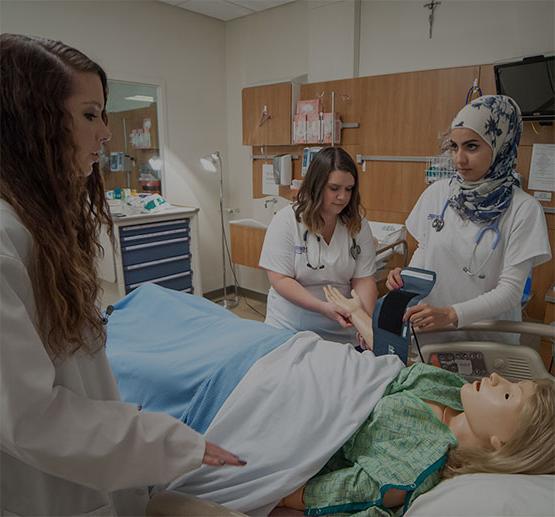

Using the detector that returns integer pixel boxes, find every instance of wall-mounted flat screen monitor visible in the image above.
[494,55,554,121]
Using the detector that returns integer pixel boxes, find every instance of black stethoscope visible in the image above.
[429,200,501,279]
[303,230,361,270]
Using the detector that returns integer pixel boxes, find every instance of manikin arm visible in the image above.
[323,286,374,350]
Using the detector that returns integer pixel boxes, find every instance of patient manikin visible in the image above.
[280,287,555,515]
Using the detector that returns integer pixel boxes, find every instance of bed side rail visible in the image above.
[427,320,555,339]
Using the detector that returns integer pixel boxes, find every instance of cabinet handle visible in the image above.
[128,270,192,290]
[122,228,188,242]
[124,236,189,251]
[124,254,191,271]
[258,105,271,127]
[121,219,189,232]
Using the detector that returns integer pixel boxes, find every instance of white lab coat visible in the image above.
[259,205,376,343]
[406,180,551,345]
[0,200,205,516]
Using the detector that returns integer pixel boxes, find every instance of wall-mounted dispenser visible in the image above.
[273,154,292,186]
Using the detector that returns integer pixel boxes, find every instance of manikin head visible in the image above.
[459,373,536,450]
[445,374,555,477]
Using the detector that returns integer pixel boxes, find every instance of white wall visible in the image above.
[225,0,554,295]
[224,0,308,293]
[0,0,228,293]
[359,1,555,76]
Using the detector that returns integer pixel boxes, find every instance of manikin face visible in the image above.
[321,169,355,219]
[460,373,536,448]
[449,128,493,182]
[65,71,111,176]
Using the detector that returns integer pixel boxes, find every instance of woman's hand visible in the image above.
[320,301,352,328]
[386,267,403,291]
[404,303,458,331]
[203,441,247,467]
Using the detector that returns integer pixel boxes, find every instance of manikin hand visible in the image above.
[324,286,374,350]
[404,303,458,331]
[203,441,247,467]
[323,285,363,313]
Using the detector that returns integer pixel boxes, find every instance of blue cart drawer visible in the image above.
[121,236,190,266]
[123,254,191,285]
[120,227,189,247]
[119,219,189,239]
[125,270,193,294]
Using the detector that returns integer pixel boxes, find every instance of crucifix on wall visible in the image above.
[424,0,441,39]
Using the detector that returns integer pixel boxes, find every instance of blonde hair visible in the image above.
[444,378,555,478]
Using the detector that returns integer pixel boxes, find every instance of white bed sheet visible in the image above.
[406,473,555,517]
[168,332,403,516]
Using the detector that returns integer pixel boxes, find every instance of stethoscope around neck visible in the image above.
[303,230,360,270]
[428,200,501,279]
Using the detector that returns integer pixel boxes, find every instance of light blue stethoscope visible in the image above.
[429,200,500,279]
[303,230,360,270]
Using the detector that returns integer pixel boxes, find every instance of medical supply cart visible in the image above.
[109,206,202,297]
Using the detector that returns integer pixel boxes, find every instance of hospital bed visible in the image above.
[105,285,554,517]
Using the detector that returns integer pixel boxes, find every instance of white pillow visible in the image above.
[406,474,555,517]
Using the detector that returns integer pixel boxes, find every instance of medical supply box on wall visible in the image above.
[272,154,292,186]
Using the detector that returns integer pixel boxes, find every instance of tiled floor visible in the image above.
[227,296,267,322]
[99,280,267,321]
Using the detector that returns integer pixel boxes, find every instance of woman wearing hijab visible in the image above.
[386,95,551,344]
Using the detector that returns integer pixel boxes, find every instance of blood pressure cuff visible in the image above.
[372,267,436,364]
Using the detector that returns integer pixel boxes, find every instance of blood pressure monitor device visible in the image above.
[372,267,436,364]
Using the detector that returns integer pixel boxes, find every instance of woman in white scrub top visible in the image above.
[0,34,244,517]
[387,95,551,344]
[259,147,378,345]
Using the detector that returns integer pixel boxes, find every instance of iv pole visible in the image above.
[213,151,238,309]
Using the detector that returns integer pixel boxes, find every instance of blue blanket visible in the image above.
[106,284,294,433]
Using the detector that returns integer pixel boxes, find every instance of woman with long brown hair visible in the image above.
[0,33,244,516]
[259,146,378,346]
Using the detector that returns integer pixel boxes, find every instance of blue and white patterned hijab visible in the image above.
[448,95,523,225]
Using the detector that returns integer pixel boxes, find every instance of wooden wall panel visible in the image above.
[358,66,480,155]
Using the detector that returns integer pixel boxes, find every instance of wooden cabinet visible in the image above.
[229,222,266,268]
[242,82,292,145]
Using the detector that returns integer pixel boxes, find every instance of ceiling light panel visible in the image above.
[230,0,296,12]
[181,0,253,21]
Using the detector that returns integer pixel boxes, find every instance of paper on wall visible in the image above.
[528,144,555,192]
[262,163,278,196]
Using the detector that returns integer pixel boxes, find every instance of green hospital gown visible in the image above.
[303,363,466,516]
